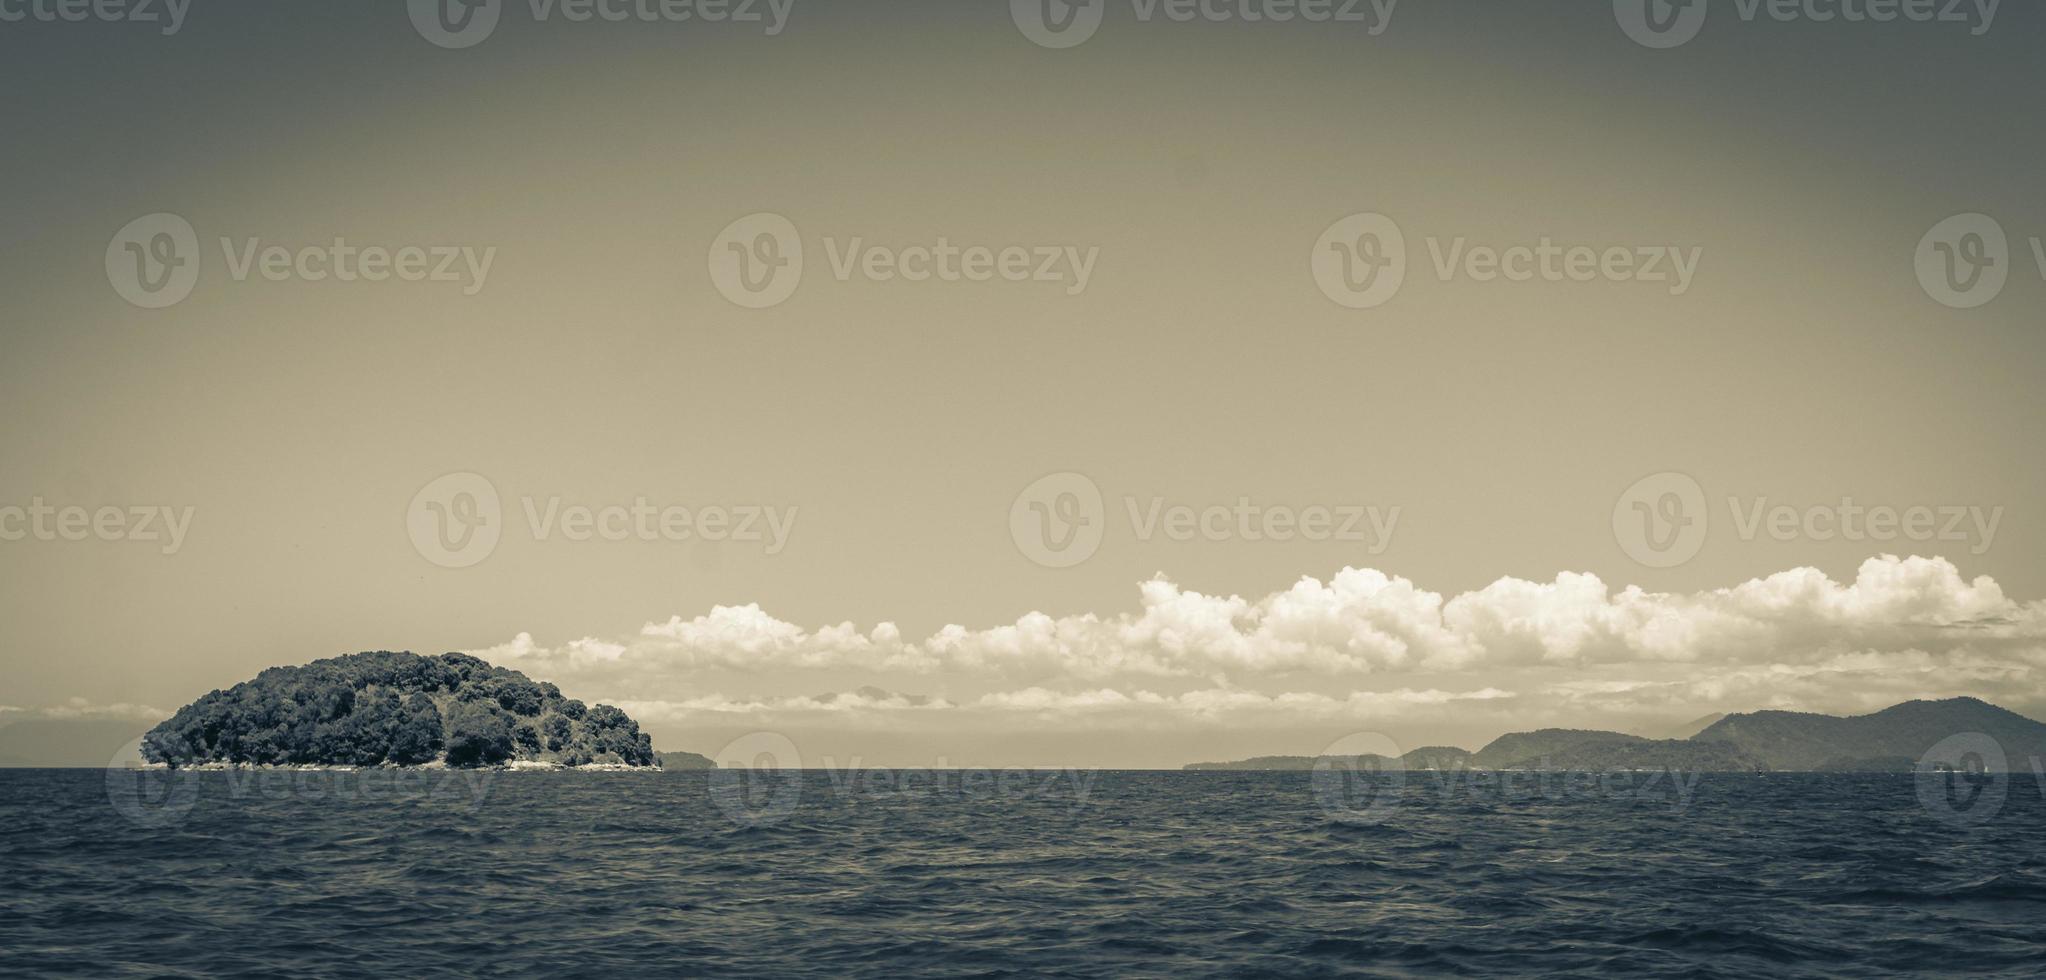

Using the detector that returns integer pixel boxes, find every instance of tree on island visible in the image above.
[140,651,657,769]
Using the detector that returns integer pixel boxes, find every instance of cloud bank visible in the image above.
[0,698,168,722]
[466,556,2046,738]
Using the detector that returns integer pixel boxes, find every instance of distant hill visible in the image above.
[1185,697,2046,772]
[1693,697,2046,771]
[142,651,657,769]
[658,750,715,770]
[1470,729,1761,771]
[1401,746,1474,770]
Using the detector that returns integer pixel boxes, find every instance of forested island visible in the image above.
[1186,697,2046,772]
[140,651,659,769]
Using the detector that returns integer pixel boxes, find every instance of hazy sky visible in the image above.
[3,1,2043,766]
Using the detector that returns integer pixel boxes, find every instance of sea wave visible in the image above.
[4,770,2043,977]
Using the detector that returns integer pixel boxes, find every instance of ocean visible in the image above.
[3,767,2043,977]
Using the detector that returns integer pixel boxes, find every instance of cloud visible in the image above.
[609,685,1517,729]
[637,605,927,671]
[0,698,168,722]
[467,555,2046,720]
[971,685,1514,718]
[614,686,955,722]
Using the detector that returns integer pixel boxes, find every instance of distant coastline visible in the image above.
[1185,697,2046,773]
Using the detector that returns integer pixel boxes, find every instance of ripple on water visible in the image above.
[1,770,2043,978]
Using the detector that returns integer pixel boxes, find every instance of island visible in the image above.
[140,651,660,769]
[1185,697,2046,772]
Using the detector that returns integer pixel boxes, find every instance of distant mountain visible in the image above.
[1470,729,1760,771]
[1185,697,2046,772]
[1693,697,2046,771]
[143,651,657,769]
[658,750,715,770]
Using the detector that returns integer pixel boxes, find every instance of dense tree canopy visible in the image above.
[140,652,656,768]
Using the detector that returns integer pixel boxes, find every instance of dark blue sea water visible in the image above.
[3,768,2044,977]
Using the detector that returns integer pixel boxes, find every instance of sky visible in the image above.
[2,0,2043,767]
